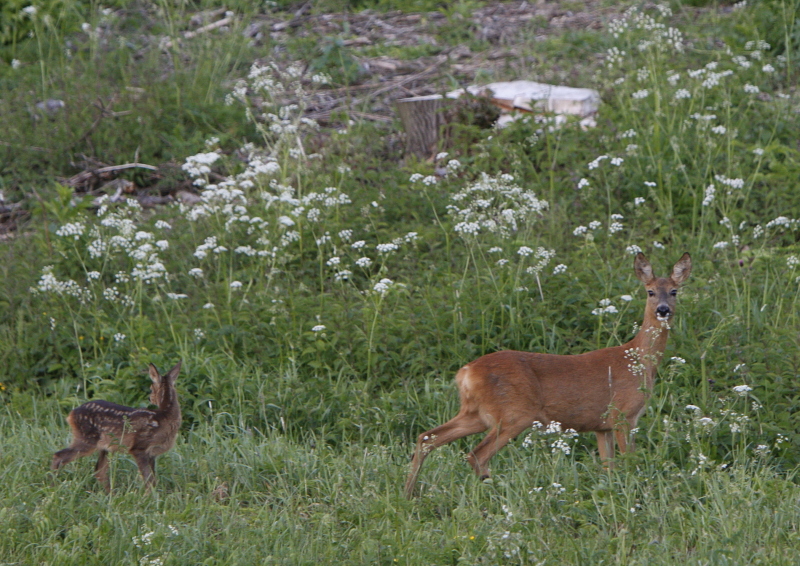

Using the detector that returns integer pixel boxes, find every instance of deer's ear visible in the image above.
[634,253,654,284]
[164,361,181,383]
[671,253,692,284]
[148,363,160,384]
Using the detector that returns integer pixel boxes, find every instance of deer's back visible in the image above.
[68,400,159,451]
[456,348,645,432]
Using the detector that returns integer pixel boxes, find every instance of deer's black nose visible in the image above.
[656,305,671,318]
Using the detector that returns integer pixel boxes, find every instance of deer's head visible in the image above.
[148,361,182,407]
[634,253,692,321]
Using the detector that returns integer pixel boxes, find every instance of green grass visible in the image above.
[2,396,799,564]
[2,0,800,563]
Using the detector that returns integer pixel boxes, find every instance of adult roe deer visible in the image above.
[405,253,691,498]
[52,361,182,492]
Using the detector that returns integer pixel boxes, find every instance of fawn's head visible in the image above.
[634,253,692,321]
[148,361,182,407]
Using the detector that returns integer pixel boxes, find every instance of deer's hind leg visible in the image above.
[405,412,488,498]
[467,419,532,480]
[94,450,111,492]
[52,441,96,470]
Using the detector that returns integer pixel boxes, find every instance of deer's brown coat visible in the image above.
[405,253,692,498]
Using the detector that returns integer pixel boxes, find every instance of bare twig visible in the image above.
[65,162,158,188]
[183,16,234,39]
[364,59,447,100]
[0,141,52,153]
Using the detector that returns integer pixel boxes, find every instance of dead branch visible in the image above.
[65,162,158,188]
[184,16,234,39]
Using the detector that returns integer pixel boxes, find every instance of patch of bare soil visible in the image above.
[247,1,616,123]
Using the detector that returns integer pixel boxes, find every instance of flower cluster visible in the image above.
[522,420,578,455]
[592,298,618,316]
[447,173,548,238]
[607,5,684,54]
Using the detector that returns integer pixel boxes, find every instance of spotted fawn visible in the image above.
[52,361,182,492]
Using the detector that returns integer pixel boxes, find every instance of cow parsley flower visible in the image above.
[373,278,394,295]
[376,242,399,254]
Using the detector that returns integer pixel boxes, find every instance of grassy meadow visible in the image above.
[2,0,800,563]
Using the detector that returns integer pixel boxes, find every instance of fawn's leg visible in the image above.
[52,442,95,470]
[94,450,111,492]
[133,452,156,490]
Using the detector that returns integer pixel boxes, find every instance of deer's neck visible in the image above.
[626,313,671,387]
[158,387,180,417]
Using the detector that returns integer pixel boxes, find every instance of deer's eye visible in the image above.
[647,290,655,297]
[670,290,678,296]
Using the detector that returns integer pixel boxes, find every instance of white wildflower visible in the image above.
[373,278,394,295]
[376,242,399,253]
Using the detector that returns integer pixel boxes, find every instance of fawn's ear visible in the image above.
[634,253,654,284]
[671,253,692,284]
[148,363,161,384]
[164,361,181,383]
